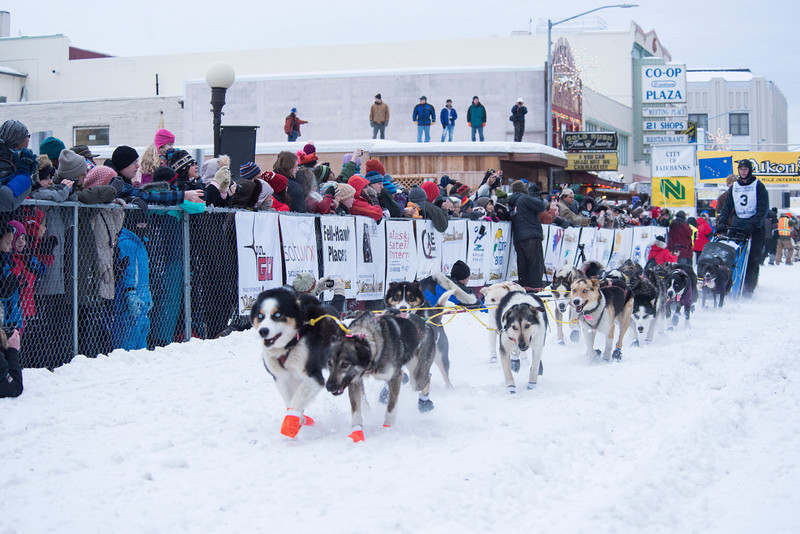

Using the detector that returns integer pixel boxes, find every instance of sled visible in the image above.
[700,230,750,299]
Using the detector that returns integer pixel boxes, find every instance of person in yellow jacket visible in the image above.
[775,212,797,265]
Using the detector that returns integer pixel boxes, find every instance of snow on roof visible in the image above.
[687,69,756,83]
[0,65,26,77]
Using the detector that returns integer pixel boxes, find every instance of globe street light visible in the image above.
[205,61,236,158]
[545,4,637,191]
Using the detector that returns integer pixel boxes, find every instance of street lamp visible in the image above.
[545,4,637,191]
[205,61,235,158]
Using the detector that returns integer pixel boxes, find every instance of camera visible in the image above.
[325,279,335,289]
[2,325,16,336]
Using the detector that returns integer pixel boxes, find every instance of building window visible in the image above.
[0,96,7,103]
[619,135,628,166]
[585,121,599,132]
[729,113,749,136]
[73,126,110,146]
[689,113,708,132]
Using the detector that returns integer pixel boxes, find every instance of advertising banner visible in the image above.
[559,227,582,268]
[651,176,695,208]
[465,219,491,287]
[544,225,565,278]
[279,215,319,286]
[576,226,596,266]
[641,64,686,104]
[385,219,417,283]
[414,219,442,280]
[563,131,618,151]
[487,221,513,284]
[643,119,688,131]
[630,226,666,267]
[697,151,800,184]
[507,241,518,281]
[651,145,696,177]
[608,227,634,269]
[441,219,467,277]
[354,216,385,301]
[235,211,283,315]
[589,228,615,267]
[565,153,619,171]
[320,215,357,299]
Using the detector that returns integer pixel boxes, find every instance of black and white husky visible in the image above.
[325,310,436,442]
[495,291,548,394]
[251,287,343,439]
[549,266,583,344]
[664,264,698,328]
[629,268,667,346]
[479,281,526,363]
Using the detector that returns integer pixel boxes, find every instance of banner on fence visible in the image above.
[236,211,283,315]
[559,227,582,268]
[543,225,564,277]
[320,216,358,299]
[608,228,634,269]
[630,226,666,267]
[487,221,513,283]
[441,219,467,277]
[385,219,417,283]
[590,228,615,266]
[354,216,386,300]
[577,226,596,267]
[466,219,491,287]
[414,219,442,280]
[280,216,319,285]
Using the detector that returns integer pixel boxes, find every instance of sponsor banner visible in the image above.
[641,64,686,104]
[280,216,319,287]
[235,211,283,315]
[320,216,357,299]
[354,216,385,301]
[642,106,687,118]
[414,219,442,280]
[651,176,695,208]
[506,239,519,281]
[488,221,513,284]
[565,153,619,171]
[385,219,417,283]
[651,145,696,177]
[630,226,667,267]
[544,225,565,278]
[563,131,618,151]
[608,228,634,269]
[466,219,491,287]
[644,134,689,145]
[559,227,582,268]
[697,151,800,184]
[643,119,688,131]
[577,226,596,266]
[589,228,615,267]
[441,219,467,277]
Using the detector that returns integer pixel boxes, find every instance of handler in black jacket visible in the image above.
[0,327,23,398]
[508,180,547,290]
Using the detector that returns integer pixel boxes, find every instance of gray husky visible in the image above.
[325,310,436,442]
[495,291,548,394]
[629,268,667,346]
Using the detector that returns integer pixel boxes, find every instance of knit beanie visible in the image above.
[154,128,175,149]
[9,220,26,250]
[335,183,356,202]
[153,166,177,183]
[365,171,384,185]
[70,145,98,160]
[342,153,362,167]
[450,260,470,281]
[456,184,470,196]
[675,210,686,220]
[421,181,439,203]
[200,155,230,184]
[297,149,318,166]
[510,180,528,194]
[83,165,118,189]
[302,143,316,156]
[0,120,29,149]
[40,137,67,161]
[111,145,139,171]
[383,176,397,194]
[407,186,427,205]
[365,159,386,176]
[169,150,196,175]
[348,175,369,197]
[239,161,261,180]
[475,197,492,209]
[267,172,289,194]
[314,163,332,184]
[56,149,87,180]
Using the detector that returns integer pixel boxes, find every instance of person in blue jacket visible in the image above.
[412,96,436,143]
[114,218,152,351]
[420,260,480,309]
[440,99,457,142]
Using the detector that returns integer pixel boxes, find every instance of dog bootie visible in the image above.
[402,372,409,385]
[612,348,622,360]
[672,314,680,326]
[418,398,435,413]
[301,415,315,427]
[539,360,543,376]
[527,381,537,390]
[506,385,516,394]
[511,357,521,373]
[570,330,580,343]
[281,408,303,438]
[349,425,365,443]
[558,339,565,346]
[490,356,497,364]
[378,385,389,404]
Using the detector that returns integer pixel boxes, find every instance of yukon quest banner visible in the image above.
[466,219,491,287]
[235,211,282,316]
[441,219,467,278]
[487,221,512,284]
[354,216,385,301]
[385,219,417,283]
[320,216,357,299]
[414,219,442,280]
[697,151,800,184]
[279,215,319,286]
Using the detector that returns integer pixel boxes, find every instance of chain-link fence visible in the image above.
[2,200,243,369]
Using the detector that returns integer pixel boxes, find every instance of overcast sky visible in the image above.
[4,0,798,143]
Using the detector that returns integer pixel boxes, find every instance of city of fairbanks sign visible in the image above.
[650,145,695,209]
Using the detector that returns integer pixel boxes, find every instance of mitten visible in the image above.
[332,277,346,297]
[129,197,148,212]
[16,148,37,176]
[109,176,125,195]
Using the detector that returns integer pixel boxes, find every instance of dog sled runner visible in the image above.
[700,231,750,298]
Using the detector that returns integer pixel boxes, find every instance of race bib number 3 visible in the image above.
[732,182,757,219]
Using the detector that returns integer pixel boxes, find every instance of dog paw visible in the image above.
[489,356,497,364]
[595,349,602,357]
[631,339,639,347]
[527,381,537,390]
[348,426,365,443]
[538,361,543,376]
[506,385,516,394]
[671,315,680,326]
[558,339,565,346]
[378,385,389,404]
[612,348,622,360]
[280,412,302,439]
[418,398,435,413]
[570,330,580,343]
[511,358,521,373]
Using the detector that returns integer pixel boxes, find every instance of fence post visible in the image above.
[72,203,79,358]
[183,213,192,342]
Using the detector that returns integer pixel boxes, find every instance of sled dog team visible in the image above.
[251,259,723,442]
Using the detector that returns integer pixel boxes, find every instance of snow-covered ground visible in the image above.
[2,266,799,533]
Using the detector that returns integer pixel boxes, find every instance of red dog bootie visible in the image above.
[348,425,365,443]
[301,415,315,427]
[281,408,303,438]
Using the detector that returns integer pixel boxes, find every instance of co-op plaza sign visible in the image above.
[642,65,686,104]
[641,64,688,148]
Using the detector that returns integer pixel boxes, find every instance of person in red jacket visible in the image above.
[689,215,712,264]
[347,175,384,221]
[647,235,678,265]
[667,210,694,266]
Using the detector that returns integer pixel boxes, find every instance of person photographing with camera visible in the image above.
[0,306,23,398]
